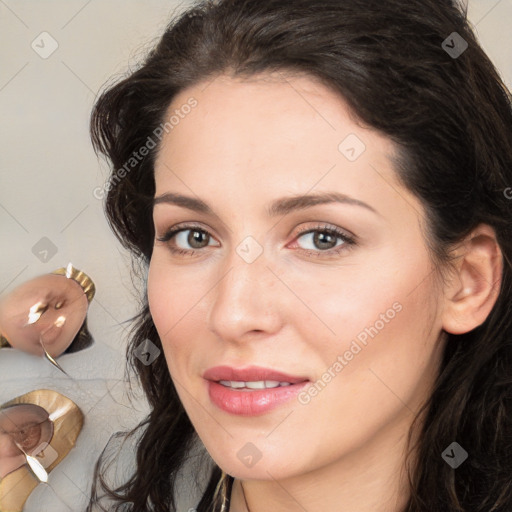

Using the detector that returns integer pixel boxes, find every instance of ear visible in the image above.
[442,224,503,335]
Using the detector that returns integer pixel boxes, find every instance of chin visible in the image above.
[204,440,306,481]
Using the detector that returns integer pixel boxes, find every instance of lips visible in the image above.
[203,365,309,416]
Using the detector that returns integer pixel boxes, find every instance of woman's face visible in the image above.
[148,73,447,480]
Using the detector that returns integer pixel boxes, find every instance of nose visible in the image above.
[207,247,285,344]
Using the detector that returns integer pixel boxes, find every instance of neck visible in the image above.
[229,410,421,512]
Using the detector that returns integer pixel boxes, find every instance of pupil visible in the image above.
[190,230,207,248]
[315,232,335,250]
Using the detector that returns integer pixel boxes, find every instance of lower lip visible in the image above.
[207,381,309,416]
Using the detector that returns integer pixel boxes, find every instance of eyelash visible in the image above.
[156,223,356,258]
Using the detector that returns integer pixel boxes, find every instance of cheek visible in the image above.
[147,258,200,369]
[300,274,442,427]
[275,287,442,477]
[290,248,443,415]
[147,258,178,337]
[281,254,426,363]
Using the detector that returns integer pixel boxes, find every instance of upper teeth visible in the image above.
[219,380,292,389]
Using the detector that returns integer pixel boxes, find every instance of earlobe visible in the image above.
[442,224,503,335]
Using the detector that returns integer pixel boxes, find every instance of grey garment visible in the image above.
[175,438,218,511]
[86,427,215,512]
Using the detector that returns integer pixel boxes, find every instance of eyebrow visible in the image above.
[153,191,378,217]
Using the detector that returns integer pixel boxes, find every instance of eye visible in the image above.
[156,224,219,256]
[291,224,356,257]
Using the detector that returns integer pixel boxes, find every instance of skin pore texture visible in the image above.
[147,73,502,512]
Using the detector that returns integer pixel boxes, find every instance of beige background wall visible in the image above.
[1,1,511,510]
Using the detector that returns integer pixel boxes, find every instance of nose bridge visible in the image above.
[207,243,283,340]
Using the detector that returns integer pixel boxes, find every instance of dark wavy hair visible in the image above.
[87,0,512,510]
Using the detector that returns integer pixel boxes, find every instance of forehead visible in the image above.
[153,73,421,222]
[156,72,384,166]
